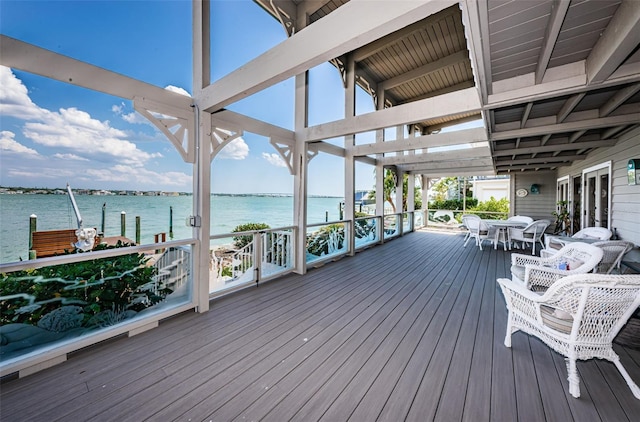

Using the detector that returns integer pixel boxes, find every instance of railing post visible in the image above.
[29,214,37,259]
[135,216,141,244]
[254,231,263,286]
[120,211,126,237]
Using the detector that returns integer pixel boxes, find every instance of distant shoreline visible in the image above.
[0,186,343,199]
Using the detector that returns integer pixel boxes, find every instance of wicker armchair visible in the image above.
[573,226,612,240]
[510,242,603,291]
[497,273,640,399]
[462,214,496,250]
[508,219,551,255]
[593,240,635,274]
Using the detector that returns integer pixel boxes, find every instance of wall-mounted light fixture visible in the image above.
[530,183,540,194]
[628,159,640,185]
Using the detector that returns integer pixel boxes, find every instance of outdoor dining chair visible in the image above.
[507,219,551,255]
[497,273,640,399]
[462,214,496,250]
[510,242,604,291]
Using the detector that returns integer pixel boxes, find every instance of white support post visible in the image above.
[345,53,356,256]
[192,0,211,313]
[422,176,430,225]
[194,111,211,313]
[375,87,385,221]
[293,8,309,275]
[395,126,404,222]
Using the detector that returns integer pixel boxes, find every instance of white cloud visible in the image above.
[0,67,48,120]
[112,102,150,125]
[0,130,39,156]
[0,66,161,167]
[262,152,288,168]
[218,138,250,160]
[53,153,89,161]
[85,165,191,186]
[165,85,191,97]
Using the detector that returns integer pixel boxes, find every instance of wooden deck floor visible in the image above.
[2,230,640,421]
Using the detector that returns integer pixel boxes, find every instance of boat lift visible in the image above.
[67,183,97,251]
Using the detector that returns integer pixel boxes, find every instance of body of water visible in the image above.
[0,194,344,263]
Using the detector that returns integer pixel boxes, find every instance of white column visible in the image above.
[406,129,416,222]
[422,176,429,225]
[375,88,385,219]
[344,53,356,255]
[293,7,309,274]
[191,0,211,313]
[395,126,404,218]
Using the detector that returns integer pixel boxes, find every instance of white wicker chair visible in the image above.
[507,215,533,224]
[593,240,635,274]
[573,226,612,240]
[508,219,551,255]
[510,242,603,291]
[462,214,496,250]
[497,273,640,399]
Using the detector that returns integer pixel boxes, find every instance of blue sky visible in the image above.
[0,0,385,196]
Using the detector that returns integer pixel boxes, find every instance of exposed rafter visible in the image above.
[586,0,640,84]
[535,0,571,85]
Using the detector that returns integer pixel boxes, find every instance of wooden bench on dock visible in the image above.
[30,229,78,258]
[30,229,135,258]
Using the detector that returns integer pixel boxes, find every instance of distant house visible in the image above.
[472,177,510,202]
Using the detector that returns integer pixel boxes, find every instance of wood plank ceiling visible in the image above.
[256,0,640,176]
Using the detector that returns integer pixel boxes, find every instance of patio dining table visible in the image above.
[483,219,528,251]
[544,233,602,251]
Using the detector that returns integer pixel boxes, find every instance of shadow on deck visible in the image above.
[2,230,639,421]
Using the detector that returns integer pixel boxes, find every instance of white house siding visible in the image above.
[558,127,640,246]
[510,170,557,226]
[473,178,509,202]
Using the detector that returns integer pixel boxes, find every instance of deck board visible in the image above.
[2,230,640,422]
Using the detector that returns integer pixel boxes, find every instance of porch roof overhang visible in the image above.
[1,1,638,179]
[249,0,640,178]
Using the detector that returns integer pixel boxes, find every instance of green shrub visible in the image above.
[231,223,271,249]
[0,246,167,327]
[468,197,509,219]
[429,198,478,210]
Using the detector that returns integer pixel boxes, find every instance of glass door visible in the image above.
[582,164,610,228]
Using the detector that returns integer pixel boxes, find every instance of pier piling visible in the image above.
[101,203,106,236]
[135,216,141,245]
[169,206,174,239]
[29,214,37,259]
[120,211,126,237]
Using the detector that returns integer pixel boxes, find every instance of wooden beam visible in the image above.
[599,82,640,117]
[399,158,493,171]
[379,51,469,90]
[397,81,475,104]
[493,139,614,156]
[557,92,586,123]
[422,113,483,133]
[352,5,459,62]
[495,154,586,166]
[301,87,482,142]
[350,127,486,156]
[520,102,533,128]
[405,167,495,177]
[497,163,568,171]
[490,113,640,141]
[587,0,640,84]
[211,109,295,141]
[0,35,192,108]
[199,0,457,111]
[379,145,491,166]
[535,0,571,84]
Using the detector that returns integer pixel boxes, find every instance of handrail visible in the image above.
[0,238,195,273]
